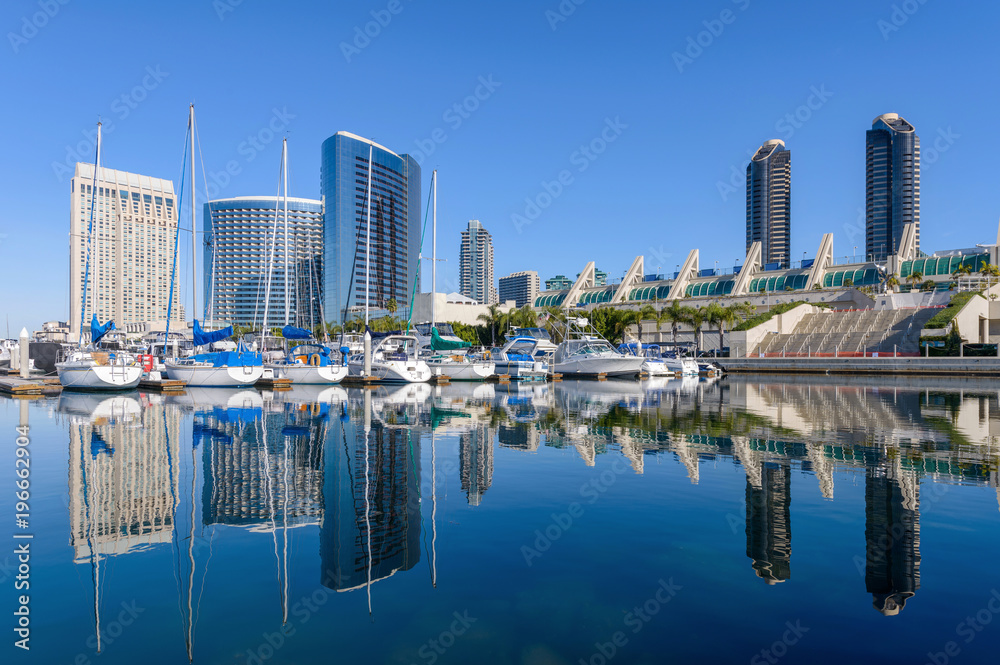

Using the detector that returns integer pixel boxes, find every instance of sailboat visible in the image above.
[163,105,264,387]
[345,140,430,383]
[57,121,143,391]
[419,170,495,381]
[262,139,348,385]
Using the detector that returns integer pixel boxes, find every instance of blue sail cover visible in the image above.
[282,325,313,340]
[193,320,233,347]
[91,315,115,345]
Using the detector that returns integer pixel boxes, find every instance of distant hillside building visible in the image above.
[746,139,791,269]
[498,270,539,307]
[459,219,496,305]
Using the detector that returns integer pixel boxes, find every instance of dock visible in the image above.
[720,356,1000,376]
[138,377,186,392]
[256,376,293,390]
[0,377,62,396]
[341,375,382,387]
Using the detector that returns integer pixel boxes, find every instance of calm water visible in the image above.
[2,376,1000,664]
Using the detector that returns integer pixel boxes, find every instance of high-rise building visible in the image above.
[204,197,324,329]
[320,132,421,324]
[866,113,920,261]
[459,220,496,305]
[545,275,572,290]
[498,270,539,307]
[69,164,183,337]
[746,139,791,269]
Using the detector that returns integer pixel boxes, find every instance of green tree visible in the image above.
[883,272,900,293]
[660,300,692,346]
[921,279,936,292]
[843,278,854,288]
[385,297,398,316]
[477,303,506,347]
[684,306,706,355]
[906,270,924,290]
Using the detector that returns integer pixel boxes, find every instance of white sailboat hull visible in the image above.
[553,356,645,378]
[164,361,264,387]
[56,360,143,391]
[348,359,431,383]
[425,359,495,381]
[266,363,348,384]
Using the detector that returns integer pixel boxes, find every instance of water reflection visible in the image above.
[41,373,1000,660]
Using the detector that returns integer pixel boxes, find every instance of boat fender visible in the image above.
[310,353,321,366]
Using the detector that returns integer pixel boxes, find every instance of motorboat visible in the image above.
[552,318,644,378]
[347,332,431,383]
[264,326,348,384]
[420,325,495,380]
[508,327,558,355]
[490,336,549,380]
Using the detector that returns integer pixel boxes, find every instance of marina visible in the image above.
[2,374,999,664]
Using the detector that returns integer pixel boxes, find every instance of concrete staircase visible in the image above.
[753,308,938,356]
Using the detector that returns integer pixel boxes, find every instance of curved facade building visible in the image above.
[746,139,791,269]
[203,197,324,329]
[866,113,920,262]
[320,132,421,324]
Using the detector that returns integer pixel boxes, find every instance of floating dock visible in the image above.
[0,377,62,396]
[138,378,186,392]
[340,375,382,387]
[721,357,1000,376]
[256,376,293,390]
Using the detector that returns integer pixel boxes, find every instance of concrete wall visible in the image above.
[952,294,989,343]
[411,293,516,326]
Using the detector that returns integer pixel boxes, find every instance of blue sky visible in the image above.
[1,0,998,333]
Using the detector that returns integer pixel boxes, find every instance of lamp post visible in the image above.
[854,246,857,263]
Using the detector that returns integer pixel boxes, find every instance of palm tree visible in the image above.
[510,304,538,329]
[906,270,923,291]
[980,261,1000,286]
[632,304,657,344]
[883,272,900,293]
[707,303,750,354]
[477,303,506,347]
[542,306,567,343]
[920,279,936,292]
[660,300,691,347]
[684,306,706,356]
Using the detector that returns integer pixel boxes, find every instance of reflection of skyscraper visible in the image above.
[498,423,540,452]
[68,398,180,561]
[320,418,421,591]
[864,468,920,615]
[200,411,325,528]
[459,427,494,506]
[745,463,792,584]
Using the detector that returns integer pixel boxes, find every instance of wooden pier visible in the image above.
[0,377,62,396]
[138,377,186,392]
[256,376,293,390]
[340,375,382,387]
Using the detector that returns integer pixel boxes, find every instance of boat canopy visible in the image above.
[366,326,403,339]
[193,320,233,347]
[282,325,313,340]
[431,326,470,351]
[90,315,115,345]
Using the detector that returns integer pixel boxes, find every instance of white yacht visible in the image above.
[347,333,431,383]
[490,336,549,379]
[552,318,644,378]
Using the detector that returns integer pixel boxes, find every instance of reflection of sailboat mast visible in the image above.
[281,420,290,625]
[186,438,196,662]
[431,428,437,588]
[363,389,373,617]
[78,426,102,653]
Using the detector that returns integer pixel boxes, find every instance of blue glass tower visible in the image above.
[866,113,920,262]
[320,132,421,325]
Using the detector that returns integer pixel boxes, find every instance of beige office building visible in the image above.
[70,163,183,338]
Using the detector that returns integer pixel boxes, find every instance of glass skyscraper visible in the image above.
[320,132,421,324]
[203,197,324,329]
[746,139,791,269]
[866,113,920,262]
[459,219,497,304]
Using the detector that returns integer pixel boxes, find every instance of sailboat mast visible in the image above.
[79,122,102,347]
[364,142,373,328]
[283,138,290,327]
[189,104,197,325]
[431,170,437,329]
